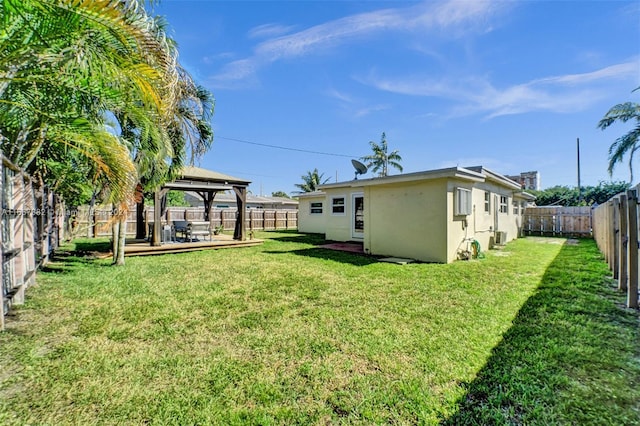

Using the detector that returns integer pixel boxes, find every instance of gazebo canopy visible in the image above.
[150,166,251,245]
[165,166,251,191]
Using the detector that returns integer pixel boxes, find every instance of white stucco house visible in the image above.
[297,166,535,263]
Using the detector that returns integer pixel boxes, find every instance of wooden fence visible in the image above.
[592,187,640,309]
[523,206,592,237]
[74,206,298,239]
[1,156,62,330]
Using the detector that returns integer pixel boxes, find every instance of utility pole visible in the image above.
[577,137,582,203]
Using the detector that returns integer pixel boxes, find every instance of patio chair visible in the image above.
[172,220,189,241]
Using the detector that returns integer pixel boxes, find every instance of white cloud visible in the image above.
[531,61,638,86]
[210,0,500,87]
[326,88,354,103]
[361,59,640,118]
[326,87,388,119]
[248,23,296,39]
[354,104,389,118]
[208,59,260,88]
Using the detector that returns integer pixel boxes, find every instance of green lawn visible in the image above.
[1,232,638,425]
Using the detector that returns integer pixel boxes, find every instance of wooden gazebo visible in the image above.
[151,166,251,246]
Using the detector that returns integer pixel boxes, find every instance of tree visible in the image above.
[294,169,330,193]
[529,181,630,206]
[271,191,291,198]
[0,0,177,206]
[598,89,640,182]
[361,132,403,177]
[0,1,214,265]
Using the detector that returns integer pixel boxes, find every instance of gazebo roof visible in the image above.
[179,166,251,185]
[163,166,251,192]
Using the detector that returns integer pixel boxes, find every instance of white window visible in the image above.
[499,196,509,213]
[484,191,491,213]
[455,188,472,216]
[310,202,323,214]
[513,200,519,215]
[331,197,345,215]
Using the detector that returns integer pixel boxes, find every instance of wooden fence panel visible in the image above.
[76,206,298,239]
[523,206,592,236]
[1,155,58,330]
[618,195,628,291]
[627,190,639,308]
[592,188,640,309]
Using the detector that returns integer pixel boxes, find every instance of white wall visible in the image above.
[297,195,326,234]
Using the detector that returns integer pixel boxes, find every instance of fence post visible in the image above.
[612,198,620,279]
[619,195,628,291]
[0,157,4,330]
[626,189,638,309]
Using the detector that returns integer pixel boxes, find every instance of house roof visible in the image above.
[185,191,298,206]
[318,165,535,200]
[319,166,486,190]
[294,191,326,199]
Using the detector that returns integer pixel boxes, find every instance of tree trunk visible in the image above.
[115,217,126,266]
[112,218,119,264]
[136,198,146,239]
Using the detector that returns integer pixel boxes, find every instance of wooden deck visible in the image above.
[123,234,263,256]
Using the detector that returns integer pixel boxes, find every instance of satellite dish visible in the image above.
[351,159,368,180]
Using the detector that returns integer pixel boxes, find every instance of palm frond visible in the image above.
[598,102,640,129]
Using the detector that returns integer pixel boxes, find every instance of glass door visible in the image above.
[352,193,364,240]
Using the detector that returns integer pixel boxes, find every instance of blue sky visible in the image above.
[155,0,639,195]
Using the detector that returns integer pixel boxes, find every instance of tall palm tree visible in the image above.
[0,0,203,265]
[598,94,640,183]
[0,0,178,205]
[361,132,403,177]
[295,168,330,192]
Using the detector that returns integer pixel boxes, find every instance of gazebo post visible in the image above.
[233,186,247,241]
[152,188,169,246]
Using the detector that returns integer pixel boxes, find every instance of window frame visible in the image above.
[454,187,472,216]
[499,195,509,214]
[310,201,323,215]
[484,191,491,214]
[331,196,346,216]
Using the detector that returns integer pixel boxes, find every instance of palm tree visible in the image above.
[361,132,403,177]
[0,0,210,265]
[295,169,331,192]
[0,0,178,204]
[598,93,640,183]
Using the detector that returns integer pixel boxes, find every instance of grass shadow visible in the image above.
[264,247,379,266]
[73,239,112,254]
[264,231,327,245]
[442,239,640,425]
[39,240,112,274]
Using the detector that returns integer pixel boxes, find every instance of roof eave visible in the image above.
[319,166,485,190]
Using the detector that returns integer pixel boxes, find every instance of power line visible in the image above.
[217,136,357,158]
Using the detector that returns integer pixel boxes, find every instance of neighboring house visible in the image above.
[297,166,535,263]
[506,170,540,191]
[185,192,298,210]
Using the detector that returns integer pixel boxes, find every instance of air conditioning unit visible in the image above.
[495,231,508,245]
